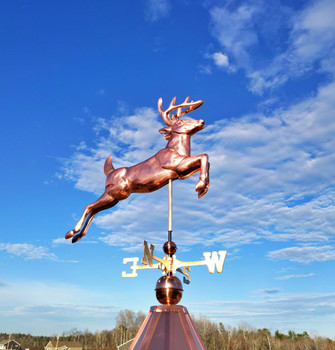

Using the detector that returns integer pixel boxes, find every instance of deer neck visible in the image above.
[166,133,191,156]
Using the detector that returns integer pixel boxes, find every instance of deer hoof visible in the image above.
[72,234,82,243]
[198,186,209,198]
[65,230,75,239]
[195,179,209,198]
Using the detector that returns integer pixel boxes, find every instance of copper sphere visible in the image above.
[155,275,183,305]
[163,241,177,255]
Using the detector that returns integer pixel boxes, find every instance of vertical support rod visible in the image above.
[167,179,173,276]
[168,179,172,242]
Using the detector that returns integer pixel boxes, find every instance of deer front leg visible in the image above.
[175,154,210,198]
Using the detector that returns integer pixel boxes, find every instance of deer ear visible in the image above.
[159,126,172,140]
[159,126,172,134]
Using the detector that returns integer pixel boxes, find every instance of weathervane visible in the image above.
[65,96,226,349]
[122,239,227,283]
[122,176,226,306]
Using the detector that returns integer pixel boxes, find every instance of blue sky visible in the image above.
[1,0,335,338]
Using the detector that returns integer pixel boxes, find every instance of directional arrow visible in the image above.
[122,241,227,284]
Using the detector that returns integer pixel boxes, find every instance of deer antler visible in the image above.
[158,96,204,126]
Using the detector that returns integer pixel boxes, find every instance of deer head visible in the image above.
[158,96,204,139]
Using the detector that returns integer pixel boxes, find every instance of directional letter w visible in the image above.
[203,251,227,273]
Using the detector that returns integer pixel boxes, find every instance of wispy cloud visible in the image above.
[0,242,78,263]
[59,107,164,194]
[0,243,57,261]
[268,245,335,263]
[52,237,72,245]
[0,280,119,334]
[198,64,212,75]
[60,79,335,251]
[190,292,335,335]
[256,288,280,294]
[209,0,335,94]
[275,273,315,280]
[144,0,171,22]
[209,2,261,68]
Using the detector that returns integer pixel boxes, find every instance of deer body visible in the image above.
[66,97,210,243]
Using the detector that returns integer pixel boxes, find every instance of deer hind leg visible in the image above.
[71,200,118,243]
[175,154,210,198]
[65,192,117,240]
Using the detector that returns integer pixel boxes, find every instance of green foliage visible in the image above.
[275,330,288,340]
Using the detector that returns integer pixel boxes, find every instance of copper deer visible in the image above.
[65,96,210,243]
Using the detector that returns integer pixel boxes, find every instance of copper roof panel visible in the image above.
[130,305,206,350]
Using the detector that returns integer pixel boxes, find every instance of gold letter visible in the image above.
[178,266,191,284]
[203,251,227,273]
[122,257,139,278]
[142,240,155,266]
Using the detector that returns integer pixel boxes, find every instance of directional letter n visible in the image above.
[142,240,155,266]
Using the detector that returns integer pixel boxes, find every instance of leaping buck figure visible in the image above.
[65,96,210,243]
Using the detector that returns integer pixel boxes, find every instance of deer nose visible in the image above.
[199,119,205,127]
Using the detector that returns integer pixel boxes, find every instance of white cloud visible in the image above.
[0,243,57,261]
[0,242,78,263]
[289,0,335,64]
[210,3,260,67]
[212,52,229,68]
[275,273,315,280]
[189,292,335,337]
[60,80,335,251]
[59,107,165,194]
[209,0,335,94]
[53,237,72,245]
[144,0,171,22]
[198,64,212,75]
[268,245,335,263]
[0,280,119,334]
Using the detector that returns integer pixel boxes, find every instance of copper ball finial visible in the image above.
[163,241,177,255]
[155,275,183,305]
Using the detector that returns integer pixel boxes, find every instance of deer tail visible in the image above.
[104,155,115,176]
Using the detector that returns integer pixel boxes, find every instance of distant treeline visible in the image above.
[2,309,335,350]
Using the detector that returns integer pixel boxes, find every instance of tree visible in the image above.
[288,330,297,339]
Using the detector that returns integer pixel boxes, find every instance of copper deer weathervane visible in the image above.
[65,96,210,243]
